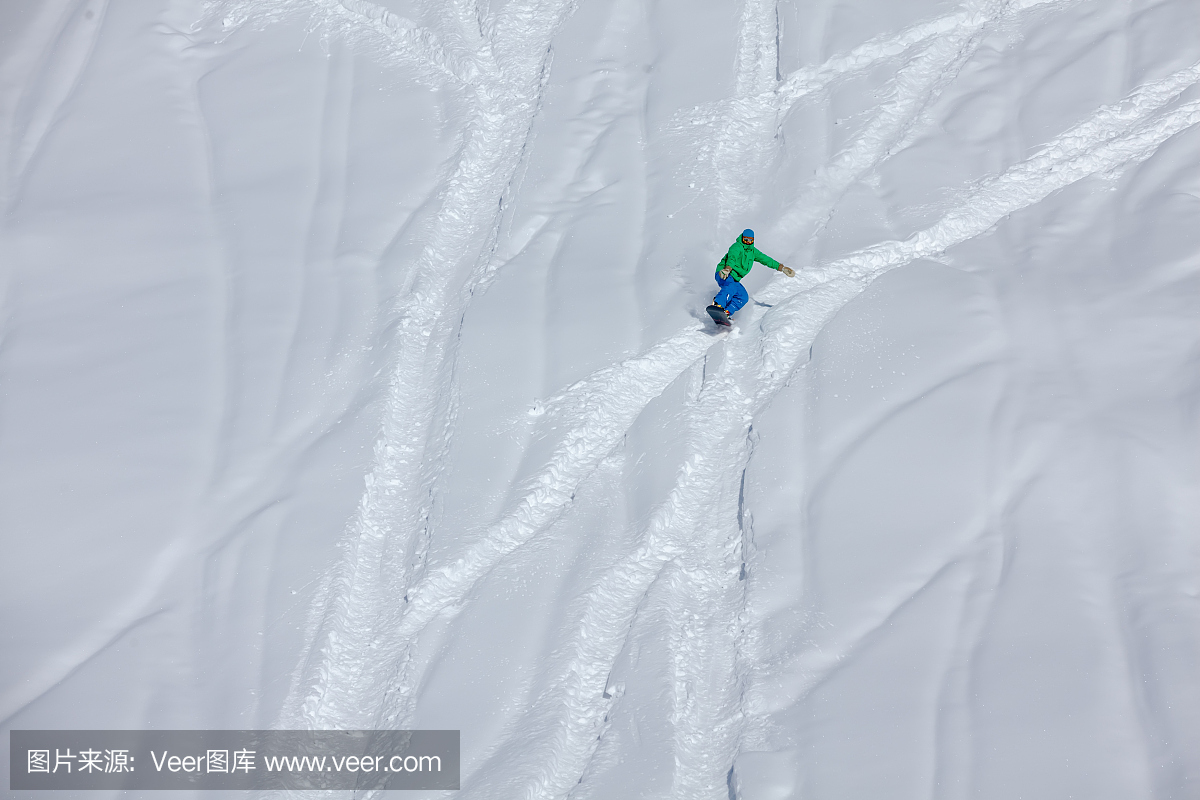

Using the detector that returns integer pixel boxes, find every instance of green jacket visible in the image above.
[717,238,781,281]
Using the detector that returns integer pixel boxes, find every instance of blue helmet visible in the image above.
[741,228,754,240]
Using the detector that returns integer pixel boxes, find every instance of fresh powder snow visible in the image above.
[2,0,1199,798]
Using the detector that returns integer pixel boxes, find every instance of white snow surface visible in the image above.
[3,0,1200,797]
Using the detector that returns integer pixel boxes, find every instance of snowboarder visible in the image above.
[706,229,794,327]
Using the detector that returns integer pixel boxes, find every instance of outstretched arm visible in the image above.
[753,247,794,277]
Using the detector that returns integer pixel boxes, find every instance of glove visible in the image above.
[719,266,732,279]
[779,265,795,277]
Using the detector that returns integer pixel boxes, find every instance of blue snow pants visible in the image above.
[713,271,749,315]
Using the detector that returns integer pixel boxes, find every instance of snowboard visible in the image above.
[706,304,732,327]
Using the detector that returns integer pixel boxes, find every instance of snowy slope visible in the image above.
[2,0,1199,798]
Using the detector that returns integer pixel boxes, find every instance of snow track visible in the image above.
[208,0,583,734]
[779,57,1200,296]
[678,0,1068,237]
[208,1,1200,796]
[370,325,721,731]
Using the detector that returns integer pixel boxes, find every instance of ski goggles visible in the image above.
[741,236,754,245]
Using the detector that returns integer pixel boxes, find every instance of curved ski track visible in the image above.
[210,0,583,735]
[214,1,1200,797]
